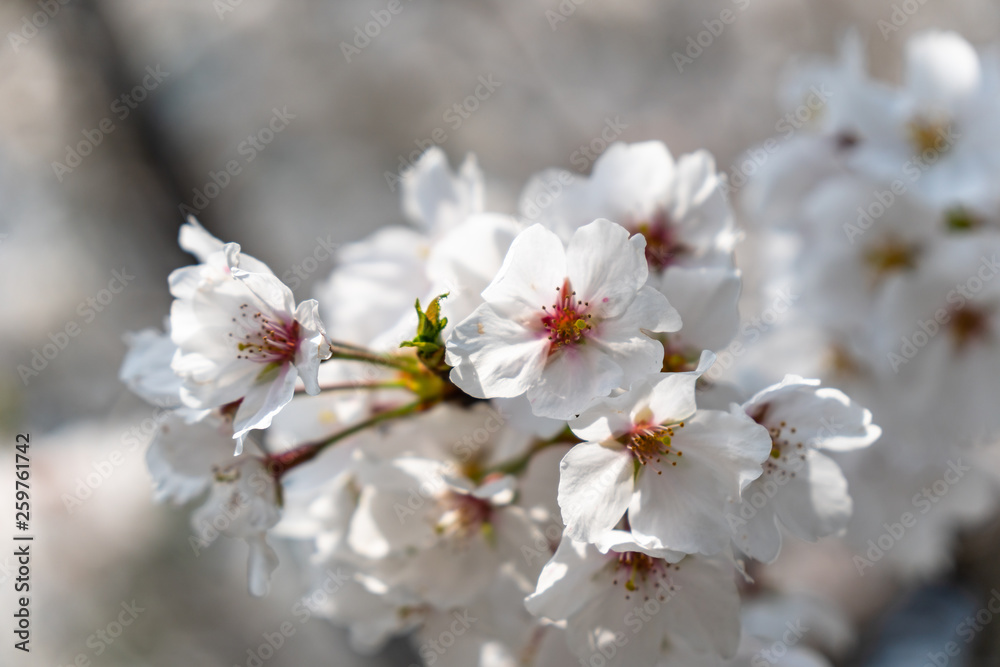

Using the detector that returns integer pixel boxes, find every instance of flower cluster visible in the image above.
[742,29,1000,577]
[121,141,879,665]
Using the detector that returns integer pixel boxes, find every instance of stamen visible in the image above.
[907,116,953,156]
[950,307,992,351]
[612,551,677,601]
[232,303,300,364]
[749,404,803,480]
[435,491,492,540]
[541,279,592,352]
[626,422,685,470]
[863,236,920,286]
[630,209,691,271]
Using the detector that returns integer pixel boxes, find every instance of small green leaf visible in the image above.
[400,294,451,373]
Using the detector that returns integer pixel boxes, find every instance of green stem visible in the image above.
[482,426,580,478]
[266,399,427,478]
[296,380,410,395]
[326,346,417,372]
[326,339,373,353]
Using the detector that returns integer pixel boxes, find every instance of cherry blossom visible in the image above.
[446,219,681,419]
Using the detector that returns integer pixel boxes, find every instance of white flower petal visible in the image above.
[529,343,623,419]
[525,537,609,621]
[566,219,648,319]
[232,363,299,446]
[481,224,566,314]
[773,450,852,542]
[558,441,633,543]
[447,304,549,398]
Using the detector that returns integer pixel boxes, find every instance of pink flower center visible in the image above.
[436,491,493,538]
[541,280,592,352]
[231,304,300,364]
[630,209,690,271]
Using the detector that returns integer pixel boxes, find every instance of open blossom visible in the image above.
[168,218,331,453]
[347,456,545,609]
[728,376,880,563]
[446,219,681,420]
[844,31,1000,210]
[868,235,1000,450]
[521,142,741,367]
[520,141,735,269]
[795,175,940,345]
[526,537,741,667]
[116,126,900,665]
[559,354,772,556]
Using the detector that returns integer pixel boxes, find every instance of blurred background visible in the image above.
[3,0,1000,665]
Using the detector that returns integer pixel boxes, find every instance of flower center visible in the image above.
[631,209,689,272]
[950,306,992,351]
[610,550,679,601]
[748,403,805,480]
[541,280,592,352]
[863,236,920,285]
[835,131,860,150]
[661,343,700,373]
[907,116,953,156]
[435,491,493,539]
[626,422,685,472]
[231,304,300,364]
